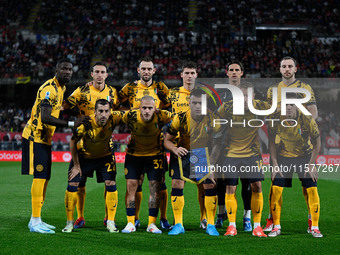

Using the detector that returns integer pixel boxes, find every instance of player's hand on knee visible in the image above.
[69,165,82,181]
[304,163,318,182]
[174,147,188,158]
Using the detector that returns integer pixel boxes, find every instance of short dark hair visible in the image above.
[226,61,244,72]
[56,58,72,68]
[190,89,206,98]
[280,56,298,67]
[93,61,107,71]
[181,61,197,72]
[239,82,254,90]
[95,99,110,110]
[139,56,153,65]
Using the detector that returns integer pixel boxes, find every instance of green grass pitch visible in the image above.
[0,162,339,254]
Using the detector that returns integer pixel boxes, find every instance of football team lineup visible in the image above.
[20,57,325,241]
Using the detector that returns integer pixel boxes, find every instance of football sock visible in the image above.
[205,189,217,225]
[241,179,251,210]
[268,184,273,219]
[31,178,46,218]
[126,208,136,224]
[302,186,311,218]
[307,187,320,228]
[76,186,86,219]
[65,185,78,222]
[251,192,263,224]
[225,193,237,224]
[254,222,261,229]
[197,183,206,221]
[42,180,49,203]
[106,185,118,221]
[135,185,143,220]
[171,188,184,225]
[271,185,283,226]
[274,224,281,229]
[243,210,251,219]
[148,208,159,225]
[159,183,168,220]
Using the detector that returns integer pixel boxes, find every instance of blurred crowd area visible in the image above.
[1,0,339,81]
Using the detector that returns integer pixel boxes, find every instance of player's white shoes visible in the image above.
[146,223,162,234]
[107,220,119,233]
[62,221,74,233]
[30,222,55,234]
[268,227,281,237]
[28,219,56,230]
[311,229,323,238]
[122,222,136,233]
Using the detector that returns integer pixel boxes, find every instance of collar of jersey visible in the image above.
[138,80,154,88]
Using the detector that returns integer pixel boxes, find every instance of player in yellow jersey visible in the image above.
[165,89,222,236]
[62,62,119,229]
[22,59,89,234]
[264,56,318,232]
[217,83,269,237]
[267,93,323,238]
[121,96,172,234]
[167,61,209,229]
[119,56,171,229]
[62,99,123,233]
[215,61,253,232]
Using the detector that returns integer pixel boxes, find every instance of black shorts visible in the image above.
[272,155,317,188]
[125,154,165,181]
[21,138,52,180]
[222,155,264,186]
[68,154,116,183]
[169,152,182,180]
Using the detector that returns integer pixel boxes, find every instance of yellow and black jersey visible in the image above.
[22,77,65,146]
[168,86,190,114]
[65,83,119,115]
[74,111,123,159]
[118,80,170,109]
[122,109,172,156]
[217,99,271,158]
[268,110,320,157]
[267,80,316,107]
[167,109,221,150]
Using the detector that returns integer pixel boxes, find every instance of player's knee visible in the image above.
[105,180,115,186]
[172,179,185,189]
[250,181,262,193]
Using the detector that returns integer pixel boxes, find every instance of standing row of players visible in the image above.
[22,56,323,238]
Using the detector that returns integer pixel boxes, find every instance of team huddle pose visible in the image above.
[21,56,323,238]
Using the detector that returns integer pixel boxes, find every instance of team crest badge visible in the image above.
[36,164,44,172]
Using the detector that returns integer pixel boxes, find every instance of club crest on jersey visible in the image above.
[143,90,150,96]
[45,91,50,99]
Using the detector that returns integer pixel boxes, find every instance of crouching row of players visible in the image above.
[63,88,322,238]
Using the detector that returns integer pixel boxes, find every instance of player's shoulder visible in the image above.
[170,86,181,92]
[268,82,280,90]
[77,84,91,93]
[123,81,138,88]
[126,109,138,120]
[295,80,313,89]
[155,81,168,88]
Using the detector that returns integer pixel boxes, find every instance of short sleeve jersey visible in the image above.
[122,109,172,156]
[118,80,170,109]
[66,84,119,115]
[168,86,190,114]
[268,110,320,157]
[267,80,316,107]
[74,111,123,159]
[217,99,271,158]
[167,109,221,150]
[22,77,65,145]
